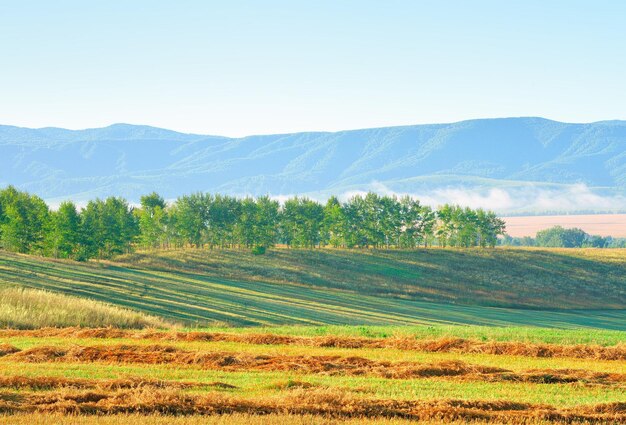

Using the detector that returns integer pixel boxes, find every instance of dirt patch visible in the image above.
[504,369,626,385]
[270,380,317,390]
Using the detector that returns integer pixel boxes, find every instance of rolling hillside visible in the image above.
[1,118,626,213]
[0,248,624,329]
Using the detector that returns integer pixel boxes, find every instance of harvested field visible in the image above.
[3,327,625,360]
[0,344,19,357]
[1,326,625,423]
[504,214,626,238]
[0,376,235,391]
[0,388,624,423]
[6,344,626,387]
[0,413,610,425]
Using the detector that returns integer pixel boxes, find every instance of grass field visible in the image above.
[0,287,168,329]
[0,326,624,423]
[0,248,624,422]
[0,248,625,329]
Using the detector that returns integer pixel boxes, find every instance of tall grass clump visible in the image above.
[0,287,170,329]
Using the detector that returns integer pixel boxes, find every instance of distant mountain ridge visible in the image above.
[1,118,625,213]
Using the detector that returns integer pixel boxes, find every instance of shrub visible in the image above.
[251,246,266,255]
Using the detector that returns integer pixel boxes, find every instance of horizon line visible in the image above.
[2,116,626,139]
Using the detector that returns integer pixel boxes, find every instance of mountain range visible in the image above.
[1,117,625,214]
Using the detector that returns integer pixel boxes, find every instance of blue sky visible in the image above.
[1,1,625,136]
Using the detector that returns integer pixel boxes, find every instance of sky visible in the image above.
[1,0,625,137]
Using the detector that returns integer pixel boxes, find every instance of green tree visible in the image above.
[255,195,280,248]
[457,207,478,247]
[398,196,431,248]
[137,193,168,249]
[536,226,588,248]
[585,235,608,248]
[437,205,496,247]
[281,197,324,248]
[140,192,166,211]
[234,197,258,248]
[47,201,82,259]
[343,195,366,248]
[303,199,325,248]
[0,187,50,254]
[173,193,211,247]
[81,197,138,258]
[476,209,506,248]
[436,204,454,247]
[322,196,346,248]
[0,186,509,256]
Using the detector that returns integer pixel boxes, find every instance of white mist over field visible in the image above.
[334,183,626,215]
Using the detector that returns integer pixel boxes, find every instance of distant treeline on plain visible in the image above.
[500,227,626,248]
[0,186,507,260]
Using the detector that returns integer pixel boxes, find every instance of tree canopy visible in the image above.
[0,186,508,260]
[500,225,625,248]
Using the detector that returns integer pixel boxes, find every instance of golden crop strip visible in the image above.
[2,327,625,360]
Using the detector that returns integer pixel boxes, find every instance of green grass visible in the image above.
[0,248,624,329]
[2,361,623,407]
[0,326,624,422]
[119,247,626,309]
[187,325,626,346]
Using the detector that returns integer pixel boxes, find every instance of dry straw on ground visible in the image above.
[0,288,168,329]
[6,344,626,387]
[0,388,624,423]
[3,327,625,360]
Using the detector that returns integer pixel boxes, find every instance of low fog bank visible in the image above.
[44,182,626,217]
[335,183,626,216]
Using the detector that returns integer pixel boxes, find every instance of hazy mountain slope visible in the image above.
[1,118,625,211]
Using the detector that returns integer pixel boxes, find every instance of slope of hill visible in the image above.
[0,287,167,329]
[0,248,624,329]
[1,118,625,213]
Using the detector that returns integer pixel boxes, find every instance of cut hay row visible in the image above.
[0,376,236,391]
[0,388,624,423]
[0,413,585,425]
[6,344,626,386]
[0,413,591,425]
[3,327,625,360]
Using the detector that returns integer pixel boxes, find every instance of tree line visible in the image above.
[499,225,626,248]
[0,186,506,260]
